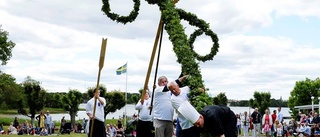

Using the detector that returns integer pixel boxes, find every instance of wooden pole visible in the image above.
[89,38,107,137]
[141,0,180,109]
[141,18,163,101]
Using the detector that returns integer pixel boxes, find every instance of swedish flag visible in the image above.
[116,63,127,75]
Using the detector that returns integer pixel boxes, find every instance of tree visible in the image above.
[288,78,320,116]
[0,71,23,109]
[212,92,228,106]
[105,90,126,117]
[131,94,139,104]
[249,91,271,115]
[0,25,15,65]
[62,89,83,126]
[18,76,46,126]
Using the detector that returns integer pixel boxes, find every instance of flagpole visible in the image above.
[125,62,128,130]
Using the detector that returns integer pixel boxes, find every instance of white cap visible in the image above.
[178,101,200,124]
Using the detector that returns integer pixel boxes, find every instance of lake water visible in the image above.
[11,104,291,122]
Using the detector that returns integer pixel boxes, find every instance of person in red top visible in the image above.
[271,110,277,123]
[271,110,277,133]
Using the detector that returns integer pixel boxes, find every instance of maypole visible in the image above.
[101,0,219,111]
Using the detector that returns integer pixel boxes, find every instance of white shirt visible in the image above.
[171,86,193,130]
[135,98,152,121]
[152,86,174,121]
[86,97,106,122]
[277,111,283,122]
[242,115,250,126]
[45,114,52,124]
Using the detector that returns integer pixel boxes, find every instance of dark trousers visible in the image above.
[88,119,106,137]
[181,126,200,137]
[224,110,238,137]
[136,120,152,137]
[176,118,182,137]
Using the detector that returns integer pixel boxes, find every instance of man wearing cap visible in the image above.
[168,77,200,137]
[86,89,106,137]
[45,110,52,135]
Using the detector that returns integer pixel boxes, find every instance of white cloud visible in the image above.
[1,0,320,100]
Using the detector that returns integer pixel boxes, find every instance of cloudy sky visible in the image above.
[1,0,320,100]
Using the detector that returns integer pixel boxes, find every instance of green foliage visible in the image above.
[19,76,46,117]
[44,92,65,108]
[101,0,140,24]
[229,99,288,107]
[288,77,320,117]
[18,76,46,126]
[160,0,218,110]
[212,92,228,106]
[102,0,219,111]
[86,84,107,98]
[249,91,271,115]
[0,71,23,109]
[0,102,8,110]
[62,89,83,126]
[0,25,16,65]
[105,90,126,115]
[130,94,139,104]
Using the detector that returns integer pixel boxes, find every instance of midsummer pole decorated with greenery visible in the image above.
[101,0,219,110]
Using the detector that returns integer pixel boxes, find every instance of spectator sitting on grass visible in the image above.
[0,123,4,133]
[40,126,48,136]
[8,122,18,134]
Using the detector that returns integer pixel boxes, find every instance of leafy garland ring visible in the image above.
[189,29,219,62]
[101,0,140,24]
[177,8,219,62]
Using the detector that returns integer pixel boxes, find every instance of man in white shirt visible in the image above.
[153,76,174,137]
[168,79,200,137]
[276,107,283,124]
[135,92,153,137]
[86,89,106,137]
[45,110,52,135]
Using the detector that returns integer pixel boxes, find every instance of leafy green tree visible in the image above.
[229,100,250,106]
[62,89,83,126]
[249,91,271,115]
[212,92,228,106]
[0,71,23,109]
[18,76,46,126]
[0,25,15,65]
[288,78,320,116]
[105,90,126,117]
[44,92,64,108]
[131,94,139,104]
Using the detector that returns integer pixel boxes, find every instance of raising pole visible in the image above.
[89,38,107,137]
[141,18,163,102]
[149,20,165,115]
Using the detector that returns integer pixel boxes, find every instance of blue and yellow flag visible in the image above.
[116,63,127,75]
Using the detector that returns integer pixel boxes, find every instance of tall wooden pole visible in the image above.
[141,18,163,101]
[89,38,107,137]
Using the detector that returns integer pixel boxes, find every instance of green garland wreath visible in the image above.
[177,8,219,62]
[189,29,219,62]
[101,0,140,24]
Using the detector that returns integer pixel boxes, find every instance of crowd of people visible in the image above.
[234,106,320,137]
[84,74,238,137]
[0,110,54,136]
